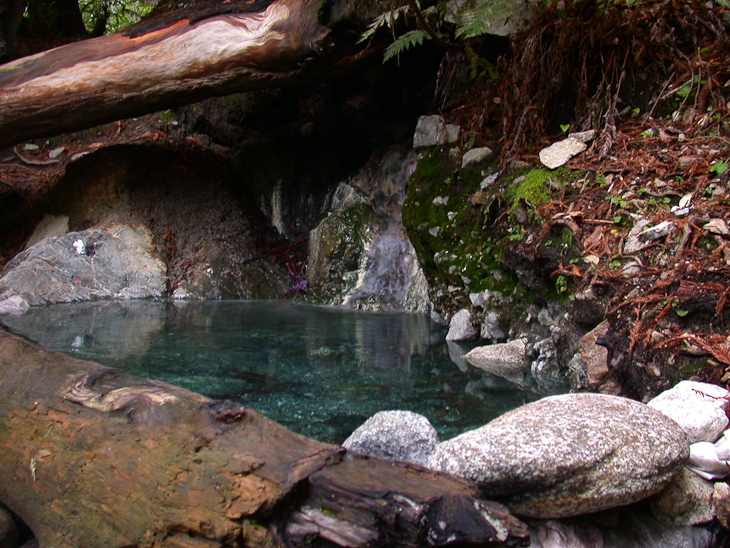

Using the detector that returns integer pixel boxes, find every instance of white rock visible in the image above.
[0,296,30,315]
[568,129,596,143]
[49,146,66,159]
[705,218,730,236]
[480,173,499,189]
[461,147,494,168]
[0,224,167,306]
[480,312,506,341]
[715,430,730,460]
[342,410,438,467]
[413,116,459,149]
[538,137,588,169]
[624,220,677,254]
[446,309,478,341]
[469,291,485,308]
[413,115,445,149]
[647,380,730,444]
[72,239,86,255]
[688,442,730,480]
[446,124,461,143]
[427,393,688,518]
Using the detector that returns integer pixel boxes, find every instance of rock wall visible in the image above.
[3,143,291,303]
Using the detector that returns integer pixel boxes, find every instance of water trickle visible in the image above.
[307,148,429,312]
[343,222,423,310]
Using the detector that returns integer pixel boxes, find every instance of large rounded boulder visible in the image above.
[427,393,689,518]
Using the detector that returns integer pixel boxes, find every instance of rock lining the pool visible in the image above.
[344,382,730,541]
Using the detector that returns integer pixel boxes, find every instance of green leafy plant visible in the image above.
[555,274,568,293]
[508,226,526,241]
[710,159,729,176]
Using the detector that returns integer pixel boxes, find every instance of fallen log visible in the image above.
[0,0,372,149]
[0,327,530,548]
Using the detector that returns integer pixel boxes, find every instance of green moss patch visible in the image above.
[503,167,573,213]
[402,148,517,305]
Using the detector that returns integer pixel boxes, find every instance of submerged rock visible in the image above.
[342,410,438,466]
[427,393,688,518]
[0,223,167,306]
[464,339,529,384]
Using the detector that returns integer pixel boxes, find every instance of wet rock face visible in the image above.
[428,393,689,518]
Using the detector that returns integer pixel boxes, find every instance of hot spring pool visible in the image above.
[1,299,562,443]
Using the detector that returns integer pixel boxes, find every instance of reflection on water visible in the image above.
[1,300,559,443]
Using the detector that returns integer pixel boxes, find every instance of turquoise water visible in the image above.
[1,300,553,443]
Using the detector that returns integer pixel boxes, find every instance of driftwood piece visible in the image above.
[0,328,530,547]
[0,0,370,149]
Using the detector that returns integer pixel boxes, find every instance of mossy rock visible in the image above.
[403,149,586,311]
[402,148,516,308]
[306,203,386,304]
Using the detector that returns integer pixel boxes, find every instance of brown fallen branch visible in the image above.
[0,328,529,548]
[0,0,372,149]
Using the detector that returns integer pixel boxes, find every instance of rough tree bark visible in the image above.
[0,328,530,548]
[0,0,371,149]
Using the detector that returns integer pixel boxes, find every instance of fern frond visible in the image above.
[383,29,430,62]
[455,0,513,39]
[358,5,411,43]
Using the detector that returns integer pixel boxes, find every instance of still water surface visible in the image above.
[1,300,555,443]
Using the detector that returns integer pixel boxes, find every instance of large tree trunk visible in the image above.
[0,0,370,149]
[0,328,530,548]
